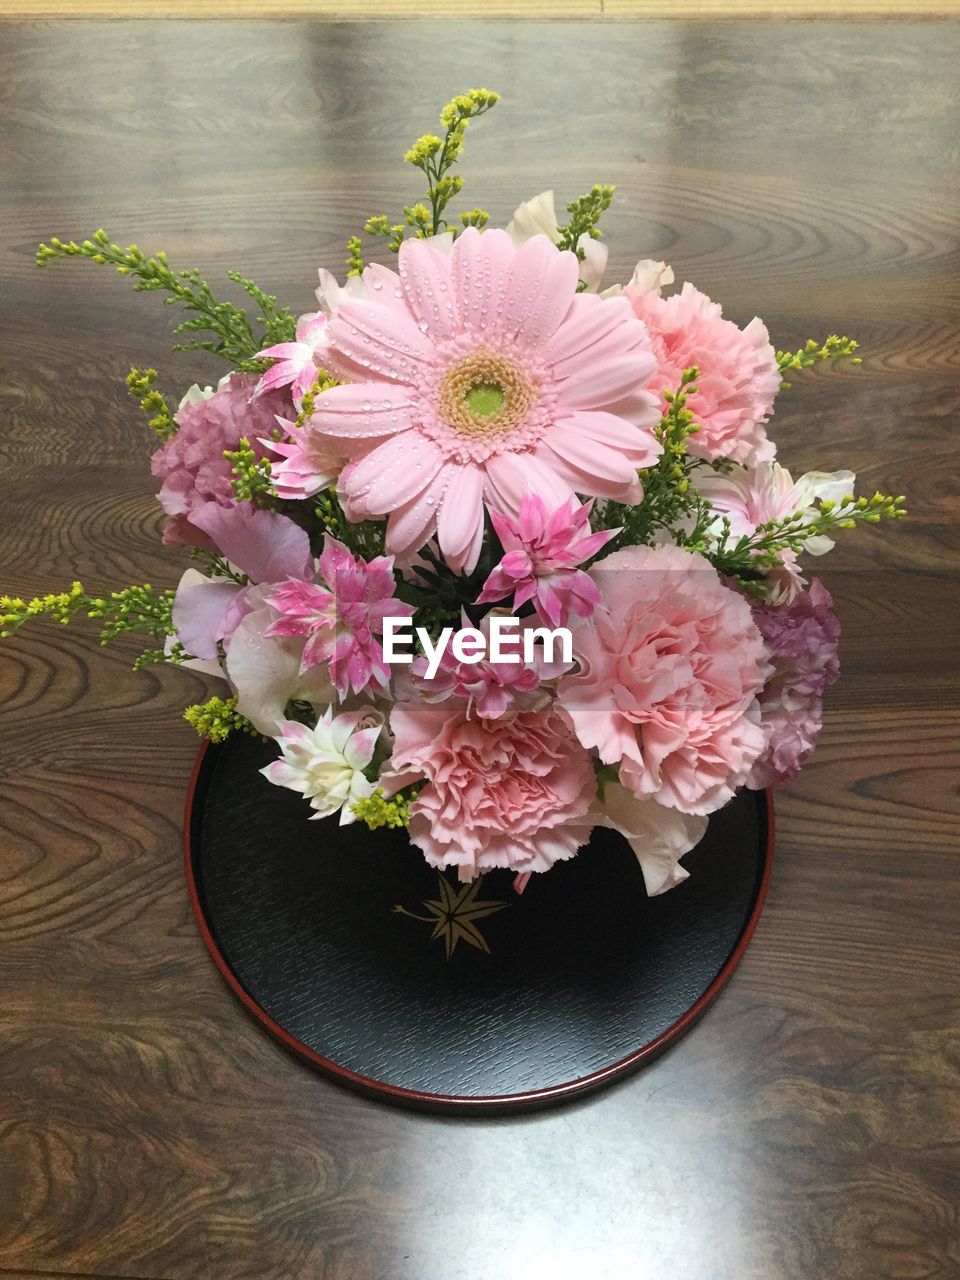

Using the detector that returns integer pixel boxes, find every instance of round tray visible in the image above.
[184,733,773,1114]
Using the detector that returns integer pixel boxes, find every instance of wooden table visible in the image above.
[1,19,958,1280]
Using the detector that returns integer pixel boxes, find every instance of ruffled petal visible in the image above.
[172,577,240,660]
[189,502,313,584]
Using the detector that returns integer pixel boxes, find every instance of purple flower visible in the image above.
[476,494,620,628]
[747,579,841,789]
[264,535,413,699]
[150,374,291,547]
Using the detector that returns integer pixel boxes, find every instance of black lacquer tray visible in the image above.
[184,734,773,1114]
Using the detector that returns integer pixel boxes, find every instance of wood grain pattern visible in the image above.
[2,1,958,18]
[1,18,958,1280]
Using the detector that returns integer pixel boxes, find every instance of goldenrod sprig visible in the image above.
[351,88,499,272]
[184,696,258,744]
[224,437,276,508]
[37,231,294,368]
[595,368,707,554]
[777,335,861,386]
[352,787,418,830]
[125,368,177,441]
[0,580,183,670]
[556,183,616,259]
[707,491,907,584]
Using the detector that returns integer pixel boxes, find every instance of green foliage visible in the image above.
[556,183,616,258]
[705,491,907,588]
[184,696,257,744]
[295,370,341,426]
[226,271,296,352]
[777,335,861,386]
[224,437,276,508]
[353,88,499,270]
[396,537,496,637]
[351,787,416,830]
[126,367,177,441]
[312,489,386,561]
[37,230,294,368]
[596,368,708,554]
[0,579,183,670]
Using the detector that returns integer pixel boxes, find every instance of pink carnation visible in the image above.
[557,544,768,815]
[476,494,619,627]
[151,374,291,547]
[304,228,661,573]
[627,280,780,466]
[264,534,412,698]
[411,610,570,720]
[383,701,595,880]
[747,579,840,789]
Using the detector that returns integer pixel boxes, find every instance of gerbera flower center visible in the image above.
[441,348,536,439]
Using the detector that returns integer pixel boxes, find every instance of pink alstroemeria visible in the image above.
[254,311,328,406]
[264,535,413,698]
[261,419,343,501]
[476,494,620,628]
[411,610,571,720]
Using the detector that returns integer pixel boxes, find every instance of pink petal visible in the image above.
[306,382,414,443]
[450,227,516,339]
[341,433,444,516]
[256,341,305,362]
[500,235,578,348]
[385,467,451,559]
[484,452,573,517]
[555,353,657,412]
[326,299,434,383]
[437,463,486,570]
[545,425,650,485]
[543,293,631,363]
[172,579,240,660]
[556,409,660,464]
[398,238,458,341]
[189,502,313,584]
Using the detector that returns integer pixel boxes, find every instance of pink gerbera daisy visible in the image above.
[303,229,662,572]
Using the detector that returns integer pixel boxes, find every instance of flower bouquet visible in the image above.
[4,89,904,901]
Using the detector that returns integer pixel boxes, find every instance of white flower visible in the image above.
[176,373,232,412]
[595,782,707,896]
[506,189,609,291]
[226,606,336,736]
[261,707,383,824]
[601,258,674,300]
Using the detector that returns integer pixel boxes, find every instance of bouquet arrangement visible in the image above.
[3,90,904,898]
